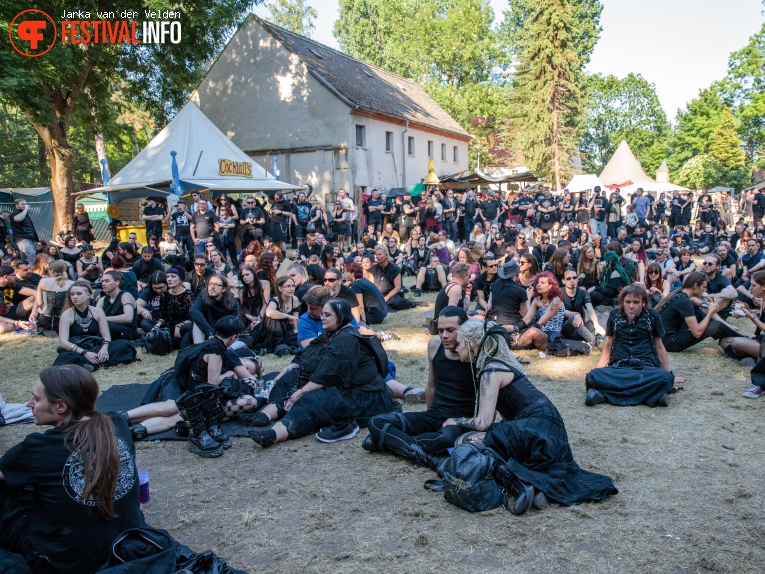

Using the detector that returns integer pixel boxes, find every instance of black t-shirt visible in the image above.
[138,287,163,319]
[191,211,218,239]
[370,262,401,297]
[293,201,311,225]
[240,206,265,227]
[1,284,28,317]
[754,192,765,214]
[334,284,360,310]
[171,210,192,236]
[188,268,213,300]
[131,257,163,282]
[606,307,664,367]
[489,277,527,325]
[0,413,143,574]
[591,196,609,221]
[698,232,715,248]
[704,272,731,295]
[269,200,292,224]
[658,292,696,337]
[719,252,737,270]
[671,197,684,217]
[479,200,502,221]
[298,242,323,260]
[475,271,498,304]
[351,278,386,316]
[143,205,165,238]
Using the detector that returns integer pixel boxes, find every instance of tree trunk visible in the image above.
[33,121,76,233]
[94,130,110,183]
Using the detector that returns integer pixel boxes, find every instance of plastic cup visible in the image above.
[425,312,433,327]
[138,470,150,504]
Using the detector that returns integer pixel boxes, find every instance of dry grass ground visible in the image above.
[1,281,765,574]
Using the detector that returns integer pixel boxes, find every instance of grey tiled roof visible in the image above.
[257,17,470,139]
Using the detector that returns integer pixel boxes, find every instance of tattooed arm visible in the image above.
[442,371,501,431]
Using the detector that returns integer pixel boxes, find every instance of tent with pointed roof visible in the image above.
[561,174,605,194]
[599,140,655,189]
[77,101,301,201]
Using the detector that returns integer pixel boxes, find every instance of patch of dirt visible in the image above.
[2,280,764,573]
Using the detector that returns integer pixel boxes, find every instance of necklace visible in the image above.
[74,306,93,330]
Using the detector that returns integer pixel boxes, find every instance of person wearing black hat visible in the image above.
[487,259,548,350]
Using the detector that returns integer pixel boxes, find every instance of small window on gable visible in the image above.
[356,125,365,148]
[453,146,459,162]
[385,131,393,152]
[427,140,434,158]
[441,143,447,161]
[408,136,415,156]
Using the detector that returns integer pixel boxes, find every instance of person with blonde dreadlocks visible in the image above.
[588,242,637,307]
[443,319,618,514]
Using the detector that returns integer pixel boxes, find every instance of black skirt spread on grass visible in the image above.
[482,361,618,506]
[585,361,674,407]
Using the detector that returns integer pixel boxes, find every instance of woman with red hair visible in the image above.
[521,270,565,345]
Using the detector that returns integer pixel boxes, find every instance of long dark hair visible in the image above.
[655,271,707,312]
[257,251,277,292]
[239,265,265,316]
[39,365,121,519]
[325,298,352,330]
[201,273,237,311]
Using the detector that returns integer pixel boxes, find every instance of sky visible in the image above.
[252,0,765,122]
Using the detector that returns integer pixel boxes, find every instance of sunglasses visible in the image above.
[564,277,577,281]
[194,262,207,267]
[702,262,715,266]
[323,278,339,283]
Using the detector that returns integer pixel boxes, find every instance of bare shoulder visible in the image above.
[427,335,441,359]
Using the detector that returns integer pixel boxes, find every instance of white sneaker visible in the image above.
[742,385,763,399]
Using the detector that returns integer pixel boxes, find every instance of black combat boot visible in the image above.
[176,389,223,458]
[200,385,232,449]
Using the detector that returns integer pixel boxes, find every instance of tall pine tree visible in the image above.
[708,107,746,172]
[512,0,583,190]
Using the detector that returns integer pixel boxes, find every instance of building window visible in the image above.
[427,140,434,158]
[355,125,365,148]
[385,131,393,152]
[441,143,447,161]
[408,136,415,156]
[453,146,459,162]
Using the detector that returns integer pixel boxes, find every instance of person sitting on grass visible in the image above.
[54,280,136,371]
[0,264,35,326]
[247,299,401,447]
[363,307,476,467]
[444,320,618,514]
[126,316,262,457]
[344,262,388,326]
[369,247,416,310]
[97,270,138,340]
[431,262,472,331]
[560,266,605,347]
[585,284,679,407]
[0,365,144,574]
[413,252,447,297]
[655,272,739,355]
[30,260,74,333]
[720,270,765,367]
[189,273,239,345]
[294,285,421,404]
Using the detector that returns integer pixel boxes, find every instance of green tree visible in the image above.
[0,1,255,231]
[708,107,746,172]
[666,85,725,171]
[501,0,602,70]
[512,0,584,190]
[579,73,670,174]
[673,154,724,190]
[722,22,765,161]
[266,0,318,37]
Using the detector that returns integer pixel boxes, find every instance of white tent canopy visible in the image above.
[599,140,655,187]
[617,181,688,196]
[80,102,301,201]
[560,174,605,194]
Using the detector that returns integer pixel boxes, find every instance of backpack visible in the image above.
[144,324,173,356]
[424,443,504,512]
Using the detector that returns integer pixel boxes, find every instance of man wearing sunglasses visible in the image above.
[184,254,214,301]
[701,254,737,317]
[239,196,266,244]
[474,252,500,314]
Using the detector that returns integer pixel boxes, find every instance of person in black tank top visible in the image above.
[444,320,617,512]
[431,263,472,332]
[365,307,476,470]
[97,270,138,340]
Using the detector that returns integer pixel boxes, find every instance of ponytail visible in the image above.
[39,365,121,519]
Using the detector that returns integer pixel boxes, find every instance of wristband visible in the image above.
[515,319,527,331]
[101,340,111,346]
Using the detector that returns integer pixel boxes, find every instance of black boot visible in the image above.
[496,466,534,515]
[408,444,440,472]
[176,389,223,458]
[129,424,148,441]
[201,385,232,449]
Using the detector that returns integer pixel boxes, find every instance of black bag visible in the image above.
[144,324,173,356]
[424,443,504,512]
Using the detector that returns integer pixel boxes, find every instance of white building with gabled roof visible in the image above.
[190,15,471,202]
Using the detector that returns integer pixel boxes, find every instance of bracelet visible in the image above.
[101,340,111,346]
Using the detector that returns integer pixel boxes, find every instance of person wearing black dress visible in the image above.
[248,299,400,447]
[53,280,136,370]
[443,319,618,514]
[97,270,138,340]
